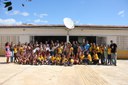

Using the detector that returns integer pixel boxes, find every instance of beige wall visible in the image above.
[0,36,19,55]
[19,35,30,43]
[106,36,117,45]
[0,27,128,36]
[0,27,67,36]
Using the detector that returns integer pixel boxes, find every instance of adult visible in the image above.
[110,40,117,66]
[84,40,90,52]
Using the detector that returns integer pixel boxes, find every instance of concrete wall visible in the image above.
[0,27,67,36]
[19,35,30,43]
[0,36,19,55]
[0,27,128,36]
[106,36,117,45]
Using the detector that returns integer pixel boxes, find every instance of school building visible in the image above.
[0,25,128,58]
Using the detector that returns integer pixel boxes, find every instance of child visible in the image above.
[14,45,18,63]
[62,54,68,66]
[70,57,74,65]
[51,54,56,65]
[93,51,99,65]
[56,54,61,65]
[70,54,75,65]
[33,52,38,65]
[5,42,11,63]
[74,55,79,65]
[107,45,111,65]
[87,52,92,65]
[79,51,85,64]
[37,53,43,65]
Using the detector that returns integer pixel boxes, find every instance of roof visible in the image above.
[0,24,128,30]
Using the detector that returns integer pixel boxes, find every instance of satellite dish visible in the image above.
[63,18,75,29]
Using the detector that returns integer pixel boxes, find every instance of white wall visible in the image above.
[106,36,117,45]
[0,27,128,36]
[0,27,67,36]
[19,35,30,43]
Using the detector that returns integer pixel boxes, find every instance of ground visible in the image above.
[0,57,128,85]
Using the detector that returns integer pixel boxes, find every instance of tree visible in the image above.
[1,0,32,11]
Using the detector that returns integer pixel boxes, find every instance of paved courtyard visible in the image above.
[0,57,128,85]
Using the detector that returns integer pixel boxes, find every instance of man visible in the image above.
[110,40,117,66]
[84,40,90,52]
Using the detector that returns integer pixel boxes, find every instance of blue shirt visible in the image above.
[84,44,90,51]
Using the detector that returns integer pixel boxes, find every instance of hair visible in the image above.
[110,40,113,43]
[5,42,9,46]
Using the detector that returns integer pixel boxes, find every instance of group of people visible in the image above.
[5,39,117,66]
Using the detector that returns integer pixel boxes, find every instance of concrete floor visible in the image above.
[0,57,128,85]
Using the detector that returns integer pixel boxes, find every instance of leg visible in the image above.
[114,53,117,66]
[111,53,116,65]
[6,57,9,63]
[10,51,14,62]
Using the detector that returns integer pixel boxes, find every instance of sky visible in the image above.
[0,0,128,26]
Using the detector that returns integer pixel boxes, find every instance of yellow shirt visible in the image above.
[19,47,23,52]
[96,47,100,53]
[70,47,73,52]
[99,47,103,54]
[88,54,92,62]
[37,55,43,61]
[14,47,17,53]
[93,54,99,60]
[70,59,74,63]
[40,56,44,61]
[62,57,68,63]
[108,48,111,55]
[80,54,85,60]
[89,46,93,52]
[51,56,56,62]
[56,56,61,61]
[38,56,41,61]
[58,47,62,54]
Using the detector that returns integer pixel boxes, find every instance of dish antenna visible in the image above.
[63,17,75,43]
[63,17,75,29]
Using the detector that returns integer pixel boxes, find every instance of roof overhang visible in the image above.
[0,24,128,30]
